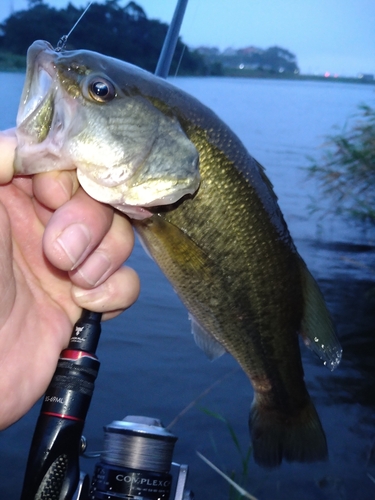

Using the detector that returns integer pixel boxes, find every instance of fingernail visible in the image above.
[56,223,91,268]
[75,252,112,286]
[72,283,106,304]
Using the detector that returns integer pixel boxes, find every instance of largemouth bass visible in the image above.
[14,40,342,467]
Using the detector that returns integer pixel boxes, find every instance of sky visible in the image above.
[1,0,374,76]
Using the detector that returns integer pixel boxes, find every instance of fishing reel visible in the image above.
[19,311,193,500]
[75,415,193,500]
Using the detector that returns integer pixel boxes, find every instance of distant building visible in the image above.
[357,73,374,81]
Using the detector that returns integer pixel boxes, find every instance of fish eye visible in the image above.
[87,76,116,103]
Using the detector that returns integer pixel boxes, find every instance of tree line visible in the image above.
[0,0,206,75]
[197,45,299,74]
[0,0,301,76]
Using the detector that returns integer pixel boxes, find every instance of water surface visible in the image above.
[0,73,374,499]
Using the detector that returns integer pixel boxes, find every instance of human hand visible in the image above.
[0,129,140,429]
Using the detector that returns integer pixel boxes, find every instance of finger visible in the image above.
[43,188,114,271]
[32,171,81,228]
[0,128,16,184]
[71,265,140,320]
[33,170,80,210]
[69,212,134,288]
[0,203,16,328]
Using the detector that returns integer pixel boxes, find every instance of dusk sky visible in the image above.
[1,0,374,76]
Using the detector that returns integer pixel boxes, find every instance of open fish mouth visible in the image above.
[17,67,53,132]
[14,41,80,174]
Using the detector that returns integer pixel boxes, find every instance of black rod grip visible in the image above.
[20,309,102,500]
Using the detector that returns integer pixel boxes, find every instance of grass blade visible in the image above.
[197,451,258,500]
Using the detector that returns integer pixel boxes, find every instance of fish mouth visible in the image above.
[14,40,79,174]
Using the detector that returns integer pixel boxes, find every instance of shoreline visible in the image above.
[0,52,373,85]
[220,67,375,84]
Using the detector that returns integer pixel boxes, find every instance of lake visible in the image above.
[0,73,374,499]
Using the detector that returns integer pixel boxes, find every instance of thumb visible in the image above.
[0,129,16,184]
[0,202,16,329]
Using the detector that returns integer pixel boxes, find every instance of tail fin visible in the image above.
[249,398,328,468]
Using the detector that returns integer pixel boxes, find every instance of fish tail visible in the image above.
[249,397,328,468]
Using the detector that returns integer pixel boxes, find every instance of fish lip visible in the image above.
[144,190,199,214]
[16,41,57,128]
[14,40,79,174]
[126,177,200,220]
[128,173,201,207]
[17,68,53,126]
[111,184,200,221]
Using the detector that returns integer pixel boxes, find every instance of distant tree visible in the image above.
[124,1,146,20]
[200,44,299,73]
[0,0,206,74]
[260,46,298,72]
[0,3,70,53]
[28,0,45,7]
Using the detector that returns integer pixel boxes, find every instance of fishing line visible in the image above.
[171,0,200,78]
[166,367,240,430]
[55,0,94,52]
[103,432,174,472]
[173,44,187,77]
[101,418,177,473]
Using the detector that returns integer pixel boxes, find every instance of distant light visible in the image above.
[239,64,244,69]
[324,72,330,78]
[334,74,339,78]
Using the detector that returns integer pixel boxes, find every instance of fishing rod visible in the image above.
[19,1,191,499]
[155,0,189,78]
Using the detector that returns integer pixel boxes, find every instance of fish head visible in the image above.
[14,40,200,219]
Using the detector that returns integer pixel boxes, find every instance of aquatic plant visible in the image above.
[201,408,255,500]
[308,103,375,225]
